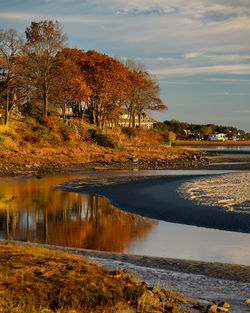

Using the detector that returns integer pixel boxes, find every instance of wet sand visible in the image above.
[58,173,250,233]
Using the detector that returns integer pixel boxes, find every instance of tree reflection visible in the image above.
[0,176,157,252]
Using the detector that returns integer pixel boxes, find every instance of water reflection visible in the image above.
[1,173,250,265]
[0,175,157,251]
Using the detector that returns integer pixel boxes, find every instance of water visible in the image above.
[177,144,250,154]
[0,171,250,265]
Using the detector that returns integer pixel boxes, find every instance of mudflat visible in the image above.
[58,172,250,233]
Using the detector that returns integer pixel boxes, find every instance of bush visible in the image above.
[122,127,135,138]
[162,131,176,145]
[88,129,124,148]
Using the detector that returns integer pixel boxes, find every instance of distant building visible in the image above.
[208,133,228,141]
[118,110,156,129]
[56,107,74,119]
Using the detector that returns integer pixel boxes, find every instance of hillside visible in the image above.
[0,112,208,177]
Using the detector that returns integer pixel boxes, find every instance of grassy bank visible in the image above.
[0,242,196,313]
[0,113,207,176]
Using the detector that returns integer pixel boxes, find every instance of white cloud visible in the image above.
[211,92,249,96]
[0,12,39,21]
[151,64,250,76]
[207,78,250,84]
[238,110,250,113]
[184,52,204,58]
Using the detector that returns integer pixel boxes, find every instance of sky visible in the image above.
[0,0,250,132]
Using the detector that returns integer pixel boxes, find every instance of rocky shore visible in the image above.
[0,150,210,177]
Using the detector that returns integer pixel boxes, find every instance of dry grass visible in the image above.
[0,243,194,313]
[0,243,142,313]
[0,114,201,173]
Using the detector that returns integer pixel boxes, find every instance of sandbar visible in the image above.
[58,174,250,233]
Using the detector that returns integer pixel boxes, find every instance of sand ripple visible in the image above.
[178,172,250,213]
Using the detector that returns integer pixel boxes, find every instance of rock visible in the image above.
[218,301,230,309]
[244,299,250,304]
[207,304,218,312]
[137,290,164,312]
[217,307,228,312]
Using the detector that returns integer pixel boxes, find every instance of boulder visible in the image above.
[218,301,230,309]
[207,304,218,313]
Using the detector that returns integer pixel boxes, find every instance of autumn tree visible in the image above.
[0,28,23,124]
[125,59,167,128]
[55,48,91,119]
[23,20,67,117]
[79,50,130,127]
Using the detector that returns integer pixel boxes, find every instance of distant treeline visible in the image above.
[154,120,250,140]
[0,20,167,127]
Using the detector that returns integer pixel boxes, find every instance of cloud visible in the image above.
[184,52,204,58]
[238,110,250,113]
[116,6,177,16]
[207,78,250,84]
[0,11,104,24]
[151,64,250,76]
[211,92,249,96]
[0,11,39,21]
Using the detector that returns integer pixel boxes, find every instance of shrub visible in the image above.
[122,127,135,138]
[162,131,176,145]
[88,129,125,148]
[42,116,60,132]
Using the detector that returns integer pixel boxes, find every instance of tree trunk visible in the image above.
[4,88,9,125]
[43,91,48,117]
[63,102,66,119]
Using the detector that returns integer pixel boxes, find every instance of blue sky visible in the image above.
[0,0,250,132]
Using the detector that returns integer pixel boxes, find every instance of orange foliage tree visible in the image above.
[125,59,167,128]
[1,21,167,128]
[79,50,131,128]
[55,48,91,119]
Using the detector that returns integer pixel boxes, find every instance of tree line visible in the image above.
[155,120,249,140]
[0,20,167,127]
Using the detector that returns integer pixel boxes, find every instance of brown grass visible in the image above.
[0,114,202,174]
[0,243,194,313]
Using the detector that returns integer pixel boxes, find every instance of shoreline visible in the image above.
[0,149,250,177]
[1,153,250,302]
[1,239,249,283]
[58,172,250,233]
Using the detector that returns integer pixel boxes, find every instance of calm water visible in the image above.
[177,144,250,154]
[1,171,250,265]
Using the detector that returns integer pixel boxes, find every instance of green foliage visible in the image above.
[163,119,247,140]
[122,127,136,138]
[88,129,125,148]
[163,133,170,144]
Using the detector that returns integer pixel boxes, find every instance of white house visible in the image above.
[208,133,228,141]
[118,110,156,129]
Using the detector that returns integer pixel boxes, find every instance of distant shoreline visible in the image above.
[176,140,250,145]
